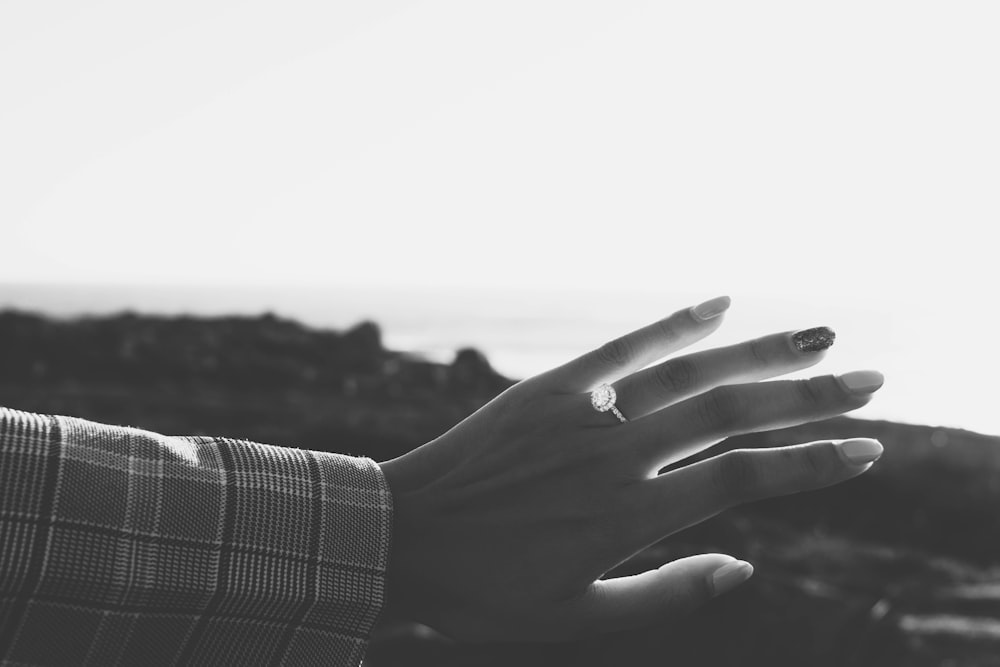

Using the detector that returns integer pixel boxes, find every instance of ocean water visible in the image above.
[2,282,996,437]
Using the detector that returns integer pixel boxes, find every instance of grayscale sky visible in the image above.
[1,1,998,433]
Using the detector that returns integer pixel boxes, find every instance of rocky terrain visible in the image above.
[1,309,998,666]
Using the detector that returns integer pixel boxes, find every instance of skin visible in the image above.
[378,296,884,642]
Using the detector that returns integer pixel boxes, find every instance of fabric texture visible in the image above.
[0,406,393,666]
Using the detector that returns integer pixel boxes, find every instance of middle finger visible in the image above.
[622,369,885,473]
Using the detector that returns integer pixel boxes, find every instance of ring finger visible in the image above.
[610,326,836,421]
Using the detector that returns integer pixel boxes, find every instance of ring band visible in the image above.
[590,383,628,423]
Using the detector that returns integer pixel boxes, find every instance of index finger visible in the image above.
[540,296,732,393]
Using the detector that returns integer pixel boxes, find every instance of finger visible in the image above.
[542,296,732,393]
[564,554,752,635]
[612,327,836,420]
[633,438,883,546]
[627,370,885,471]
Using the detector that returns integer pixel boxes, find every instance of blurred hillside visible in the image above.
[1,309,998,666]
[0,309,512,459]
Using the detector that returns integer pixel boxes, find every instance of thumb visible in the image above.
[570,554,754,634]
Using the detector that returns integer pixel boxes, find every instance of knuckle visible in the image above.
[794,378,827,408]
[655,357,699,394]
[748,337,770,367]
[596,336,635,368]
[652,317,680,344]
[713,450,760,502]
[800,444,829,478]
[697,386,746,431]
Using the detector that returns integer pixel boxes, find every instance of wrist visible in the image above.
[377,456,416,621]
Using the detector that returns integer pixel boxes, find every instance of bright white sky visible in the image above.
[1,1,999,434]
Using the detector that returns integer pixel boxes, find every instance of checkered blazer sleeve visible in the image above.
[0,406,394,666]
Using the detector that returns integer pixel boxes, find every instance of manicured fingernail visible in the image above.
[792,326,836,353]
[837,370,885,394]
[691,296,731,322]
[835,438,883,465]
[711,560,754,596]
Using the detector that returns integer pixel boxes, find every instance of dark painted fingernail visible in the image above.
[792,326,836,353]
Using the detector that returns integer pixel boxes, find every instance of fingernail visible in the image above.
[691,296,731,322]
[835,438,884,465]
[791,326,836,353]
[711,560,754,596]
[837,370,885,394]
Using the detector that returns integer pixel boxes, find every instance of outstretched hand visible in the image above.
[378,296,884,641]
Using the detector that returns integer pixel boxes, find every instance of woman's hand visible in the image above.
[378,296,884,641]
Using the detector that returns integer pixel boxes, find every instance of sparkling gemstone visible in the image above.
[591,384,616,412]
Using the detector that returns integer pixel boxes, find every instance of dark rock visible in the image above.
[449,347,508,395]
[2,308,999,666]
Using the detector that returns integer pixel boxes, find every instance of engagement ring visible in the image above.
[590,383,627,423]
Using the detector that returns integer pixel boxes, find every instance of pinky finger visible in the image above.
[564,554,753,635]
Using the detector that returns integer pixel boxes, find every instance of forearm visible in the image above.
[0,406,393,666]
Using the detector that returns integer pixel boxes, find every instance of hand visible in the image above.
[378,296,884,642]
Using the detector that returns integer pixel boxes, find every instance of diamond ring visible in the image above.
[590,383,628,424]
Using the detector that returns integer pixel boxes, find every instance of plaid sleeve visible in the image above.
[0,406,393,666]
